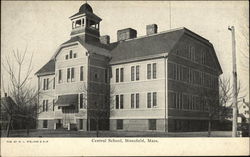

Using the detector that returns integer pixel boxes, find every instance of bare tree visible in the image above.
[77,83,116,137]
[1,48,40,137]
[238,8,249,74]
[198,76,244,137]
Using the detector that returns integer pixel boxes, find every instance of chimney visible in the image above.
[146,24,158,35]
[117,28,137,41]
[100,35,110,44]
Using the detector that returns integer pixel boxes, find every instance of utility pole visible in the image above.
[228,26,238,137]
[169,1,171,29]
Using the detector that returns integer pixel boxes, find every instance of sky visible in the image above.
[1,1,249,101]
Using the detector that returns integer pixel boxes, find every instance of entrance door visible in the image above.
[79,119,83,130]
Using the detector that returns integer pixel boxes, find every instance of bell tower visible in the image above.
[69,3,102,42]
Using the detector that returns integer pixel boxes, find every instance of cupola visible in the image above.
[69,3,102,42]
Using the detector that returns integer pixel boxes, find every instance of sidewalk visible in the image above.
[1,129,232,137]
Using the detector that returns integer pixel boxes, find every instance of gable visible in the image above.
[55,43,87,62]
[169,29,222,74]
[36,36,111,76]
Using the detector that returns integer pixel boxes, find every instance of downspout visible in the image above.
[37,76,40,129]
[86,51,90,131]
[164,54,168,133]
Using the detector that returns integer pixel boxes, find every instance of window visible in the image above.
[75,20,81,28]
[191,46,195,61]
[176,64,182,81]
[71,68,75,81]
[147,93,152,108]
[115,95,119,109]
[168,92,176,108]
[173,64,177,80]
[42,100,45,111]
[67,68,70,82]
[153,63,157,79]
[147,64,151,79]
[67,67,75,82]
[53,77,55,89]
[120,68,124,82]
[136,65,140,80]
[115,68,124,83]
[43,79,46,90]
[136,93,139,108]
[177,93,182,109]
[131,66,135,81]
[183,94,188,110]
[116,68,119,83]
[79,119,83,130]
[189,69,193,83]
[131,94,134,108]
[52,99,55,111]
[58,70,62,83]
[168,62,175,80]
[79,93,84,109]
[183,67,189,82]
[80,66,84,81]
[145,63,157,79]
[115,95,123,109]
[148,119,156,130]
[120,95,124,109]
[201,50,206,65]
[42,100,48,112]
[43,78,49,90]
[69,50,73,59]
[46,100,48,111]
[117,119,123,130]
[66,51,76,60]
[153,92,157,107]
[147,92,157,108]
[43,120,48,128]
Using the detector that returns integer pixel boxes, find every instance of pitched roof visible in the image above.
[36,27,222,75]
[109,28,185,64]
[35,59,55,76]
[61,36,111,51]
[109,27,222,74]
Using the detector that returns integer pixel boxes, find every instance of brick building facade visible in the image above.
[35,3,222,132]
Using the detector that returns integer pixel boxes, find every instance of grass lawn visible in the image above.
[1,129,233,137]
